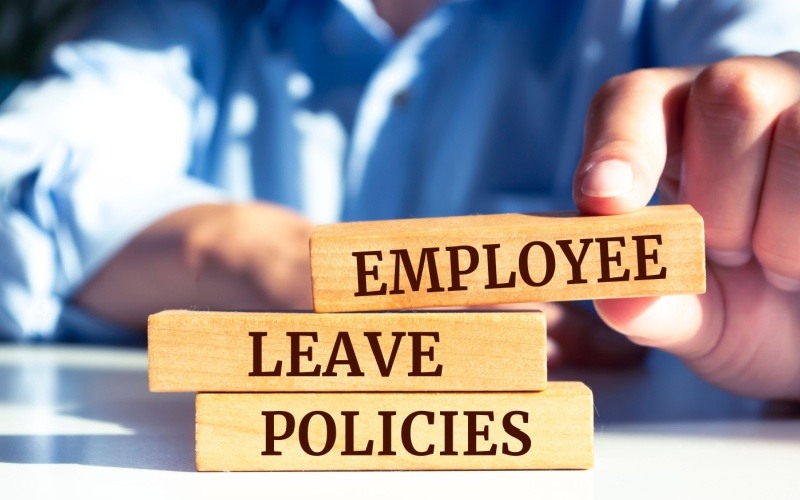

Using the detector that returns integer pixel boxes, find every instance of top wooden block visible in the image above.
[311,204,705,312]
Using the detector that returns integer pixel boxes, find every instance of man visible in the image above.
[1,0,798,398]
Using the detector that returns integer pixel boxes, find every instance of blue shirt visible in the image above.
[1,0,799,341]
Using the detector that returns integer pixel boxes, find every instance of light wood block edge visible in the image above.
[148,310,547,392]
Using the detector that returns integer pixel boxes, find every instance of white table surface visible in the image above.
[1,344,798,499]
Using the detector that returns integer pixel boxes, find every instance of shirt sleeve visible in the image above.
[0,2,229,341]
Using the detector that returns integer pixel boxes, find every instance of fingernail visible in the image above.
[764,270,800,292]
[581,160,634,198]
[707,249,751,267]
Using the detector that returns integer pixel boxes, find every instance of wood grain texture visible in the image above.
[148,310,546,392]
[196,383,593,471]
[310,204,705,312]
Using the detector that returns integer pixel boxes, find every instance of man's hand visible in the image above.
[573,54,800,399]
[75,202,313,330]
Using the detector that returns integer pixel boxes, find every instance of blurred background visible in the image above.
[0,0,97,99]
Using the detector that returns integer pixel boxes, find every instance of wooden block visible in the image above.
[148,310,546,392]
[311,204,705,312]
[196,382,593,471]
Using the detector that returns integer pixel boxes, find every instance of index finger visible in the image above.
[573,67,700,215]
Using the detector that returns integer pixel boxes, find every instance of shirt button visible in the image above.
[392,89,411,107]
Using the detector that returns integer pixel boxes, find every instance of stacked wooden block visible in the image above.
[148,205,705,471]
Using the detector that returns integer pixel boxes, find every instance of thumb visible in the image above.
[573,68,698,215]
[593,289,722,360]
[573,68,719,359]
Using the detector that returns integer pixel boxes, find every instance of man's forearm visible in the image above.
[74,203,314,331]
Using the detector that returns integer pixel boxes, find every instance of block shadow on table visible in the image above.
[554,349,800,425]
[0,346,196,472]
[0,345,797,473]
